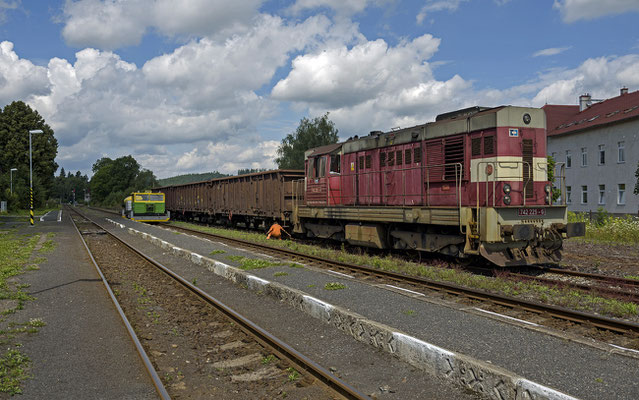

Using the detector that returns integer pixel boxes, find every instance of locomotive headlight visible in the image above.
[503,183,511,194]
[503,195,511,205]
[545,184,552,194]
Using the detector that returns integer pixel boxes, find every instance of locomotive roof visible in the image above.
[336,105,545,155]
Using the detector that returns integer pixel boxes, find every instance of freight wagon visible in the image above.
[156,170,304,228]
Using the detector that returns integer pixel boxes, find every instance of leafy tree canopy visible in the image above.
[0,101,58,210]
[53,168,90,204]
[89,155,158,206]
[275,113,339,170]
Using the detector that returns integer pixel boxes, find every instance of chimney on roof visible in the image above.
[620,87,629,95]
[579,93,592,112]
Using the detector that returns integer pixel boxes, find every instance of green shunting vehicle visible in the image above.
[123,192,170,222]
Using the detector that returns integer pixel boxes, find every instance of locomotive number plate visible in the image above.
[518,208,546,217]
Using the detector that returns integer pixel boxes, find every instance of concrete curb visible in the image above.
[105,219,579,400]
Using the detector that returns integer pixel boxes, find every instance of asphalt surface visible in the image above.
[1,212,158,399]
[98,212,639,400]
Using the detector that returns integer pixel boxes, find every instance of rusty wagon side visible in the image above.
[155,170,304,228]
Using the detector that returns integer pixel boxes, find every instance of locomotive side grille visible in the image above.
[365,154,372,169]
[444,137,464,180]
[405,149,412,164]
[359,156,365,170]
[484,136,494,155]
[380,152,386,167]
[414,147,422,163]
[522,139,534,198]
[471,138,481,156]
[396,150,402,165]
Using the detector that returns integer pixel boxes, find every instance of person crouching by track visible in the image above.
[267,221,290,240]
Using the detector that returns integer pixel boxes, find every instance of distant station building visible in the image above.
[544,88,639,215]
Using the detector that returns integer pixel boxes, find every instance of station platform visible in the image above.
[97,211,639,400]
[1,213,157,399]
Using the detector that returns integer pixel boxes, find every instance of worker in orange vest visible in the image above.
[267,221,290,240]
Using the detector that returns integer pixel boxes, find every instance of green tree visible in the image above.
[53,168,90,203]
[89,155,158,206]
[547,155,561,202]
[0,101,58,210]
[275,113,339,170]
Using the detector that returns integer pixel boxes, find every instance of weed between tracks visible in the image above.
[174,221,639,320]
[0,229,53,394]
[226,255,285,270]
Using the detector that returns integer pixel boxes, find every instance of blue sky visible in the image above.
[1,0,638,178]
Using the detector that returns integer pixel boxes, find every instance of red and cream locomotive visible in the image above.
[293,106,585,266]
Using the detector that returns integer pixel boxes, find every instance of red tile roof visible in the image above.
[543,89,639,136]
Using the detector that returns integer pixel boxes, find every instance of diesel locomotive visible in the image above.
[294,105,584,266]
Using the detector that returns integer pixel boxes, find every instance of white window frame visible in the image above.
[598,184,605,205]
[618,184,626,205]
[581,185,588,204]
[565,150,572,168]
[566,186,572,204]
[598,144,605,165]
[581,147,587,167]
[618,141,625,163]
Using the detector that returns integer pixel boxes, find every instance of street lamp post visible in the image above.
[28,129,43,226]
[10,168,17,194]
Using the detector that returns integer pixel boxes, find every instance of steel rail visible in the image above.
[73,207,368,400]
[162,222,639,335]
[68,208,171,400]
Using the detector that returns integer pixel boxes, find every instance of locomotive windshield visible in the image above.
[134,194,164,201]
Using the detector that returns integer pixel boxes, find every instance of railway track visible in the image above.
[70,207,367,399]
[468,265,639,304]
[153,221,639,336]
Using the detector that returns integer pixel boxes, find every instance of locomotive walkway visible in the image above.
[94,211,639,400]
[0,214,158,399]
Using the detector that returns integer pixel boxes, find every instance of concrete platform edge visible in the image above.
[105,218,579,400]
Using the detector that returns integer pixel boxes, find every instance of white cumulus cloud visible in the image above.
[553,0,639,23]
[61,0,262,50]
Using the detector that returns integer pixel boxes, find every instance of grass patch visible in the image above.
[286,367,300,382]
[209,249,226,255]
[0,350,31,394]
[324,282,347,290]
[288,263,304,268]
[402,310,415,316]
[226,255,282,270]
[273,272,288,277]
[569,211,639,244]
[261,354,276,365]
[625,275,639,281]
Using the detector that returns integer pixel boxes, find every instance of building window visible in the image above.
[618,141,625,163]
[581,147,587,167]
[598,145,605,165]
[581,185,588,204]
[598,184,605,205]
[566,150,572,168]
[566,186,572,204]
[551,152,557,161]
[618,184,626,205]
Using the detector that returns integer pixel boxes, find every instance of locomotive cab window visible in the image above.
[330,154,340,174]
[318,156,327,178]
